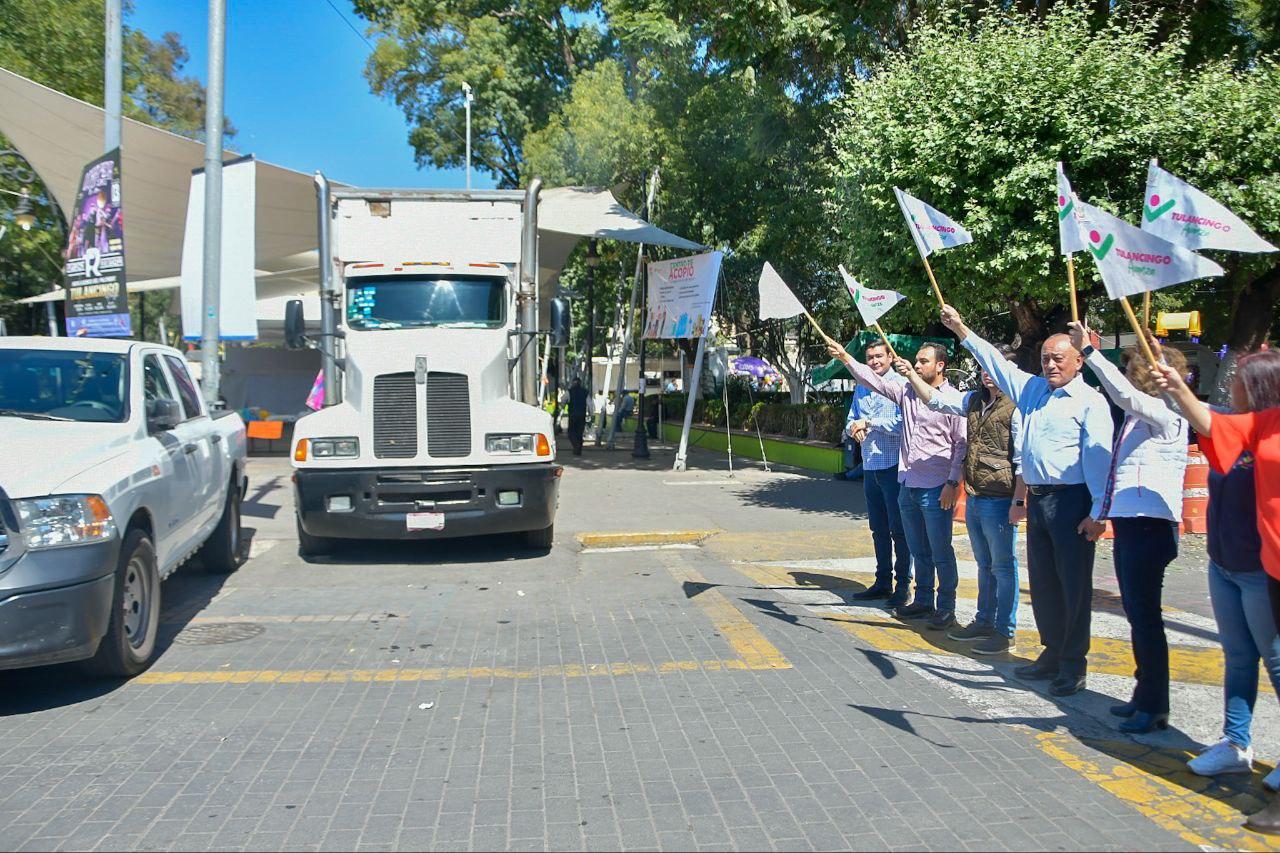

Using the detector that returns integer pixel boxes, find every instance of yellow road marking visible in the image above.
[661,560,791,671]
[576,530,719,548]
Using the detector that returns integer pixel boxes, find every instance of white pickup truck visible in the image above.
[0,337,247,677]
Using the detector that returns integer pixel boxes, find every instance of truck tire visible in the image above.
[199,482,244,574]
[524,523,554,551]
[84,529,160,679]
[296,512,336,558]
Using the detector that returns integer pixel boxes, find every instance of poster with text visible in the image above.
[643,251,722,339]
[63,148,130,337]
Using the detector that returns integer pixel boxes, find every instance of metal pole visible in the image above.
[199,0,227,406]
[518,179,542,404]
[585,240,596,396]
[463,83,473,191]
[45,302,57,336]
[631,256,650,458]
[314,172,338,404]
[608,168,659,449]
[674,334,708,472]
[104,0,122,151]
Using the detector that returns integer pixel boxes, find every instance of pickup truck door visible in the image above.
[161,354,224,541]
[140,353,192,567]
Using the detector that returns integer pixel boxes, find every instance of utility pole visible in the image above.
[200,0,227,406]
[462,82,473,191]
[104,0,122,151]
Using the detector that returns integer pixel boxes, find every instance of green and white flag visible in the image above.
[894,187,972,259]
[1056,162,1086,256]
[839,265,904,326]
[1074,197,1224,299]
[1141,160,1277,254]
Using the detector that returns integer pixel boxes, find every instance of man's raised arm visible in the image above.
[825,341,905,405]
[940,304,1034,405]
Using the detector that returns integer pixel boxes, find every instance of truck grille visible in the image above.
[373,373,417,458]
[426,372,471,457]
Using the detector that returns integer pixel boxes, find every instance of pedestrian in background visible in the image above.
[566,378,591,456]
[939,305,1112,698]
[836,390,865,481]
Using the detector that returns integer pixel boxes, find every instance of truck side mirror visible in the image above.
[284,300,308,350]
[550,297,571,348]
[147,399,182,433]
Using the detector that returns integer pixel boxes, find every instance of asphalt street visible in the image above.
[1,432,1277,851]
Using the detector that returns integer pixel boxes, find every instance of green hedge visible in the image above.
[654,395,845,444]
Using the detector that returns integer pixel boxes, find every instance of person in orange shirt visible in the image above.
[1155,350,1280,835]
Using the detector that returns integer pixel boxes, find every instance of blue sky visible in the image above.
[128,0,491,189]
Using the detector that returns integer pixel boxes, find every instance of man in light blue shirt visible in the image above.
[936,305,1113,698]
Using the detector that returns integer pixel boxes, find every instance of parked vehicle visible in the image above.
[285,180,567,557]
[0,338,247,676]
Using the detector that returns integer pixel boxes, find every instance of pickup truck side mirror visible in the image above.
[147,399,182,433]
[284,300,308,350]
[549,297,571,348]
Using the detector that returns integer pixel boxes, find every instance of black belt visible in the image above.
[1026,483,1087,496]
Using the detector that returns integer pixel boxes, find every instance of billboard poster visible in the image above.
[63,148,130,337]
[642,250,723,339]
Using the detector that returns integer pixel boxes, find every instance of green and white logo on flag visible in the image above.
[894,187,973,258]
[1073,197,1224,299]
[757,261,807,321]
[1141,160,1277,254]
[839,265,904,326]
[1056,162,1086,256]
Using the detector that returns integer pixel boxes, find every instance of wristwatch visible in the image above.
[1081,343,1096,357]
[1014,498,1026,507]
[945,479,959,488]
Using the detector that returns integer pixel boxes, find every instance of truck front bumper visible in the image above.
[294,463,562,541]
[0,541,118,670]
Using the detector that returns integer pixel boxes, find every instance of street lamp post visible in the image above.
[585,240,598,400]
[462,82,474,191]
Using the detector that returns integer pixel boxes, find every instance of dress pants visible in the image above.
[1025,484,1096,679]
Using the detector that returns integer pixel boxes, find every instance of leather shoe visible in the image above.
[852,586,892,601]
[1118,711,1168,734]
[1110,701,1138,718]
[885,589,910,608]
[894,601,935,620]
[1246,795,1280,836]
[1014,662,1057,681]
[1049,675,1087,697]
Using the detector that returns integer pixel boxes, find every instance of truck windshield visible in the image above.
[0,349,128,423]
[346,274,506,330]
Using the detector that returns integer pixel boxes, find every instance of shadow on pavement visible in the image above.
[241,475,284,520]
[733,475,868,520]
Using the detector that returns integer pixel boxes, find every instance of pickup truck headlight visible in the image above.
[15,495,117,549]
[310,437,360,458]
[486,433,534,454]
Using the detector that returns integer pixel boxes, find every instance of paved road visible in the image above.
[1,435,1277,851]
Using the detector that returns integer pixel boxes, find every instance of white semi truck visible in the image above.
[286,179,568,556]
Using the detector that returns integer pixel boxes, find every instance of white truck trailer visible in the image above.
[286,180,567,556]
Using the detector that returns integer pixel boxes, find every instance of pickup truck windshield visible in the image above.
[0,349,128,423]
[346,274,506,330]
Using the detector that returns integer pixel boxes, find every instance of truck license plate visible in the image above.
[406,512,445,531]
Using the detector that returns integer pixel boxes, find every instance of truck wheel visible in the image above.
[84,529,160,679]
[199,482,245,574]
[296,513,336,558]
[524,523,554,551]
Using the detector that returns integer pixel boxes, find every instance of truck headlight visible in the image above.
[486,434,534,454]
[15,495,117,549]
[311,437,360,458]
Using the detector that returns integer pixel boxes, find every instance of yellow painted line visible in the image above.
[576,530,719,549]
[1037,732,1280,850]
[661,562,791,671]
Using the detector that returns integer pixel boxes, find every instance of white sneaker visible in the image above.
[1187,739,1254,776]
[1264,765,1280,792]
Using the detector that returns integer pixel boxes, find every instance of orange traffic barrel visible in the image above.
[953,486,967,523]
[1182,448,1210,534]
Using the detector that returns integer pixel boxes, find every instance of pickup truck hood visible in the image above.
[0,418,137,498]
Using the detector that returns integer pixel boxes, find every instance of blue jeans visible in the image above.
[1208,562,1280,748]
[897,484,958,611]
[966,495,1019,638]
[864,466,911,592]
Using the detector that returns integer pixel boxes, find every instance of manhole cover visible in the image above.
[172,622,265,645]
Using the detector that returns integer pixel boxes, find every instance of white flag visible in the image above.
[894,187,973,259]
[1141,160,1277,254]
[839,265,905,326]
[1074,198,1224,300]
[757,262,807,320]
[1056,162,1086,256]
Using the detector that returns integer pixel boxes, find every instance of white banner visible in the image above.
[839,265,904,326]
[757,261,807,321]
[894,187,972,259]
[181,157,258,340]
[643,250,722,339]
[1074,197,1224,299]
[1057,162,1086,256]
[1142,160,1277,254]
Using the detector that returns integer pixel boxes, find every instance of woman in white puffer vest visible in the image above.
[1069,321,1189,736]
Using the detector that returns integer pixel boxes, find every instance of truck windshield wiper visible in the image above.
[0,408,75,421]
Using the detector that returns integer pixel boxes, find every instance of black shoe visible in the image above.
[926,610,956,631]
[885,589,910,608]
[894,601,935,620]
[946,621,994,642]
[1110,701,1138,718]
[1014,661,1058,681]
[972,634,1013,655]
[1049,675,1087,697]
[852,586,892,601]
[1118,711,1168,734]
[1245,795,1280,835]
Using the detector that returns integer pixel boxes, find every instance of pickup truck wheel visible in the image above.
[524,523,554,550]
[296,513,336,558]
[84,529,160,678]
[199,483,245,574]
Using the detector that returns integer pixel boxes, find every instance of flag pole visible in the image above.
[921,256,945,309]
[1066,255,1079,323]
[801,308,835,345]
[1142,291,1151,327]
[872,322,899,361]
[1119,296,1159,369]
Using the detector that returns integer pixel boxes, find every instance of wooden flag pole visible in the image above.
[1142,291,1151,327]
[1066,255,1079,323]
[801,309,838,347]
[921,256,946,309]
[872,321,899,361]
[1119,296,1160,369]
